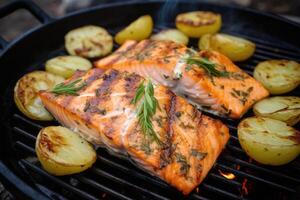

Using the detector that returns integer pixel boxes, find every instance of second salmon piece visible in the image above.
[95,40,269,118]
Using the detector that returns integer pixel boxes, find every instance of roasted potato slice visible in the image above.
[14,71,65,121]
[175,11,221,38]
[199,33,255,61]
[36,126,97,176]
[65,25,113,58]
[253,96,300,126]
[238,117,300,166]
[115,15,153,45]
[45,55,92,78]
[151,29,189,45]
[254,60,300,94]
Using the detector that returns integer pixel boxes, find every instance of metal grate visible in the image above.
[7,29,300,200]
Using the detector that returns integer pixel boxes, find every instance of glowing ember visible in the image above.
[218,170,236,179]
[242,179,249,195]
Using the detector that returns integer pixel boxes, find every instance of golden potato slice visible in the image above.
[254,60,300,94]
[14,71,65,121]
[238,117,300,166]
[151,29,189,45]
[199,33,255,61]
[175,11,221,38]
[65,25,113,58]
[253,96,300,126]
[36,126,97,176]
[45,55,92,78]
[115,15,153,45]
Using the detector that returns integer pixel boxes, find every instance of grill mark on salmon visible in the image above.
[95,40,269,118]
[39,68,230,195]
[159,93,176,169]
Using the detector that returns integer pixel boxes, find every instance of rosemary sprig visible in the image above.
[132,80,161,144]
[51,79,86,96]
[185,56,229,77]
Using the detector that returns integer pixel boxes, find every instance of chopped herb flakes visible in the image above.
[179,122,195,129]
[230,87,253,105]
[191,149,207,160]
[175,111,183,118]
[175,153,190,176]
[163,74,170,79]
[140,141,152,155]
[84,101,106,115]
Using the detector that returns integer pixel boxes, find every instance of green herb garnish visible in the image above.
[132,80,161,144]
[51,79,86,96]
[185,57,229,77]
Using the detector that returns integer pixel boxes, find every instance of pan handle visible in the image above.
[0,0,53,50]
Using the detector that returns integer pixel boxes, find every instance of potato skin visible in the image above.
[238,117,300,166]
[36,126,96,176]
[65,25,113,58]
[115,15,153,45]
[45,55,92,78]
[151,29,189,45]
[253,96,300,126]
[199,33,255,61]
[14,71,64,121]
[254,60,300,94]
[176,11,221,38]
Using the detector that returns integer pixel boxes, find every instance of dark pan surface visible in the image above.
[0,1,300,200]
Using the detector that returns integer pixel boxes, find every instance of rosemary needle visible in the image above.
[51,79,86,96]
[132,80,161,144]
[185,56,229,77]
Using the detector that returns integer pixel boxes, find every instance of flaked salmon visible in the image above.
[95,40,269,118]
[39,68,229,194]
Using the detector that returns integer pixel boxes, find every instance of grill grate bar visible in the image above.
[13,126,36,141]
[202,183,246,200]
[77,176,134,200]
[97,156,170,188]
[13,114,43,129]
[190,194,211,200]
[14,141,36,154]
[226,32,300,53]
[226,144,245,155]
[20,160,99,200]
[254,48,300,61]
[223,155,300,183]
[255,44,300,59]
[251,54,273,62]
[217,164,296,193]
[91,167,171,200]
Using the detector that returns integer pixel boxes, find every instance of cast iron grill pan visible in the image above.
[0,1,300,200]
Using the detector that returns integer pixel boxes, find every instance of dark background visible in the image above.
[0,0,300,41]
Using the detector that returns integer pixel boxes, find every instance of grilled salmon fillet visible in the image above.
[39,68,229,194]
[94,40,269,118]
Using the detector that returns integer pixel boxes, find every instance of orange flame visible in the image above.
[218,170,236,180]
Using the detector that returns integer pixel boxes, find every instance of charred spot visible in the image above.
[124,73,142,94]
[102,70,119,81]
[86,69,105,84]
[40,130,66,153]
[288,130,300,144]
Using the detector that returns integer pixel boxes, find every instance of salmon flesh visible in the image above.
[39,68,230,194]
[95,40,269,118]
